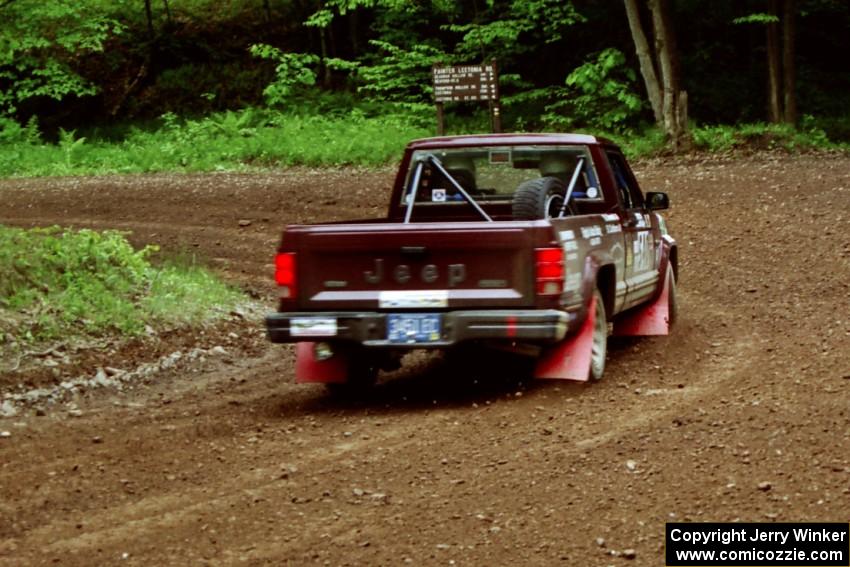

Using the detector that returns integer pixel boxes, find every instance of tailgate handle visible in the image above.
[400,246,428,257]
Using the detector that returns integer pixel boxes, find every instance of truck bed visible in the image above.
[282,220,557,311]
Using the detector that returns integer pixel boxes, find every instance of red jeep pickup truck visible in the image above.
[266,133,678,388]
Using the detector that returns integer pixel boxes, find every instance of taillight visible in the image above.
[275,253,296,299]
[535,247,564,296]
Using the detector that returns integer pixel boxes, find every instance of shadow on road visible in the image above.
[266,339,651,417]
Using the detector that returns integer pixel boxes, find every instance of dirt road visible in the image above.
[0,154,848,566]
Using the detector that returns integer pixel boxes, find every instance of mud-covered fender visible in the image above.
[659,234,678,287]
[575,251,616,324]
[656,212,678,290]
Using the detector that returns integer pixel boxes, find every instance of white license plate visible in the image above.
[290,318,337,337]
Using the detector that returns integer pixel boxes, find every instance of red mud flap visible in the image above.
[534,296,597,382]
[613,268,673,337]
[295,342,349,384]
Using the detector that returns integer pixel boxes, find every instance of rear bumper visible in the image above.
[266,309,573,348]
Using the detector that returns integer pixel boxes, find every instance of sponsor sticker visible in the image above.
[432,188,447,202]
[581,225,603,239]
[290,318,337,337]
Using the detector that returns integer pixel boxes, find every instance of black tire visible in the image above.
[589,288,608,381]
[325,354,378,397]
[512,176,574,220]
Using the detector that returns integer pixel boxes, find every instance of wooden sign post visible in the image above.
[431,60,501,135]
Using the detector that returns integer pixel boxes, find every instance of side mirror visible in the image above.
[645,191,669,211]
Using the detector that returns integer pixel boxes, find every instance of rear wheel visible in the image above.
[589,288,608,381]
[512,177,575,220]
[325,353,378,397]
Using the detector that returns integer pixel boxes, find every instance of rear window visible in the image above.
[401,145,601,205]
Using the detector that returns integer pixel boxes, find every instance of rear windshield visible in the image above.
[402,145,601,205]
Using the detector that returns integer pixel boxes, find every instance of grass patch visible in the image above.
[690,121,835,152]
[608,120,841,159]
[0,225,242,346]
[1,110,847,177]
[0,108,432,177]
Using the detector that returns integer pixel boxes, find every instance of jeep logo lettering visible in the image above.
[364,258,466,287]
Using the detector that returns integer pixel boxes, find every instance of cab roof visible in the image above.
[406,132,619,150]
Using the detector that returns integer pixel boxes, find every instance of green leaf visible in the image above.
[733,13,780,25]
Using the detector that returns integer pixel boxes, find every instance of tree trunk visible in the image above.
[319,28,332,88]
[349,9,361,56]
[782,0,797,124]
[623,0,663,125]
[649,0,675,135]
[649,0,690,150]
[143,0,154,38]
[263,0,272,22]
[766,0,782,123]
[162,0,172,24]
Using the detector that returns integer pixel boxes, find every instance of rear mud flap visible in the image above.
[295,342,349,384]
[534,296,596,382]
[612,269,672,337]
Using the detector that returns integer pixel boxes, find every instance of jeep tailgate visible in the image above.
[282,221,547,311]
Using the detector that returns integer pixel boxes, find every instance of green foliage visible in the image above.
[0,116,41,144]
[543,49,643,132]
[732,13,780,25]
[690,122,833,152]
[299,0,584,112]
[448,0,583,61]
[305,8,335,28]
[357,40,448,105]
[58,129,87,170]
[0,0,845,144]
[613,127,668,159]
[0,104,843,178]
[249,45,319,107]
[0,225,240,343]
[0,0,122,113]
[810,114,850,141]
[593,121,838,160]
[0,105,431,176]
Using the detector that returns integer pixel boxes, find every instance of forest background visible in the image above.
[1,0,849,176]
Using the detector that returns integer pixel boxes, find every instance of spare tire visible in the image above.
[512,176,574,220]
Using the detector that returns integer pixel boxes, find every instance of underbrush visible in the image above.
[605,120,842,160]
[689,120,835,153]
[0,225,242,349]
[0,110,846,177]
[0,109,431,177]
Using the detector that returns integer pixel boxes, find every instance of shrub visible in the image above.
[0,225,241,343]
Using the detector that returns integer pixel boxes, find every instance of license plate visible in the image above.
[290,317,337,337]
[387,313,442,343]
